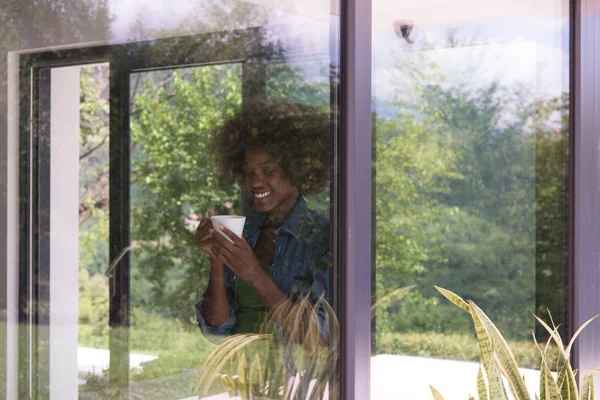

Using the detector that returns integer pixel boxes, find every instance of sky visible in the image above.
[106,0,571,105]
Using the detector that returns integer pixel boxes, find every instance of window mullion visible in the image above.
[342,0,373,398]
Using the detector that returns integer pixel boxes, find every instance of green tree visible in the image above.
[128,64,243,321]
[377,81,570,341]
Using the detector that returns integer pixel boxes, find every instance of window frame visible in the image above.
[339,0,372,399]
[571,0,600,385]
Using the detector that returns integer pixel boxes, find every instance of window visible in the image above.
[13,6,340,400]
[371,0,572,398]
[2,1,600,399]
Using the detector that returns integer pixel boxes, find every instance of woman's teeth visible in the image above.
[255,191,271,199]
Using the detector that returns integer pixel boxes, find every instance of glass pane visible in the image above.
[8,1,340,398]
[121,26,338,400]
[128,64,243,399]
[266,58,333,216]
[371,1,570,398]
[78,64,111,397]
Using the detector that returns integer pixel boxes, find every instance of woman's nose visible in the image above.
[247,173,264,188]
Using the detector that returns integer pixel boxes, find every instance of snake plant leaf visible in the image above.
[534,316,568,360]
[539,360,562,400]
[195,334,271,393]
[237,352,250,400]
[581,368,600,400]
[565,314,599,356]
[557,361,576,400]
[469,302,531,400]
[232,375,242,395]
[218,373,237,397]
[477,364,489,400]
[430,385,446,400]
[249,352,264,395]
[468,304,510,400]
[489,356,510,400]
[370,285,415,315]
[534,315,579,399]
[444,294,502,400]
[471,308,507,400]
[434,286,470,312]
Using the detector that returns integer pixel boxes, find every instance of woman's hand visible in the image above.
[210,225,264,283]
[195,210,217,259]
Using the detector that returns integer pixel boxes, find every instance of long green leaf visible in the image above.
[534,316,568,360]
[237,352,250,400]
[534,315,579,398]
[195,334,271,392]
[557,361,576,400]
[469,308,508,400]
[470,302,530,400]
[565,314,599,356]
[218,373,237,396]
[488,357,510,400]
[581,369,600,400]
[539,360,562,400]
[370,285,415,314]
[434,286,470,312]
[249,352,263,395]
[477,364,489,400]
[430,385,446,400]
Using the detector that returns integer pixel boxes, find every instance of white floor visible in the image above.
[78,346,158,380]
[77,348,542,399]
[187,355,543,400]
[371,354,541,400]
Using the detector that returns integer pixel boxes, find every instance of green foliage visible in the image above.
[373,86,459,332]
[128,64,243,322]
[375,332,558,370]
[374,79,570,342]
[78,269,109,348]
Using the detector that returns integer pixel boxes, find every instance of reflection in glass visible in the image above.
[121,33,338,400]
[78,64,111,396]
[125,64,244,399]
[371,1,570,398]
[127,71,336,397]
[195,99,335,399]
[11,1,340,398]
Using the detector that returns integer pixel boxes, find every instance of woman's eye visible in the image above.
[265,169,276,175]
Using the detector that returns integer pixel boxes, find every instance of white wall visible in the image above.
[49,66,81,400]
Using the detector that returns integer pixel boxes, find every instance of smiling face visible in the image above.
[244,148,299,223]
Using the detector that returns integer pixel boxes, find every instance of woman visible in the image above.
[194,100,332,344]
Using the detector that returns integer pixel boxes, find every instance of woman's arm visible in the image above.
[194,211,236,336]
[195,257,237,337]
[201,258,232,327]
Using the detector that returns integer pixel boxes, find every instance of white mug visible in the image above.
[210,215,246,244]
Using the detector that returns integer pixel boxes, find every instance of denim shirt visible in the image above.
[195,196,332,342]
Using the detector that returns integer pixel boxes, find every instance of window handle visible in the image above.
[106,245,133,296]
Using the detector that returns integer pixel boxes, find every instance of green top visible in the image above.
[234,266,272,334]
